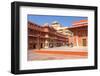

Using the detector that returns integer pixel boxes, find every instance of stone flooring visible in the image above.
[28,46,88,61]
[40,46,87,52]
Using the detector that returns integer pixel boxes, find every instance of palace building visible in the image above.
[68,20,88,47]
[28,21,68,49]
[28,19,88,50]
[51,20,88,47]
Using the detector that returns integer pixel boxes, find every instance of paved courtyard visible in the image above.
[28,46,88,61]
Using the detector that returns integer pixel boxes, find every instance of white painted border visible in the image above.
[20,6,94,70]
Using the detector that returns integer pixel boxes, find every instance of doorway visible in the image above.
[82,39,86,46]
[33,43,36,49]
[41,43,43,48]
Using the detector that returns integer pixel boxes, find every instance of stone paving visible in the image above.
[39,46,87,52]
[28,46,88,61]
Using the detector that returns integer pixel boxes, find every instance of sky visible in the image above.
[28,15,87,27]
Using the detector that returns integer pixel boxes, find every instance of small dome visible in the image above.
[52,21,59,24]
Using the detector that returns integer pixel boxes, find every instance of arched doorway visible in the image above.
[33,43,36,49]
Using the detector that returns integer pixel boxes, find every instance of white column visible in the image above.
[44,34,49,48]
[44,39,49,48]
